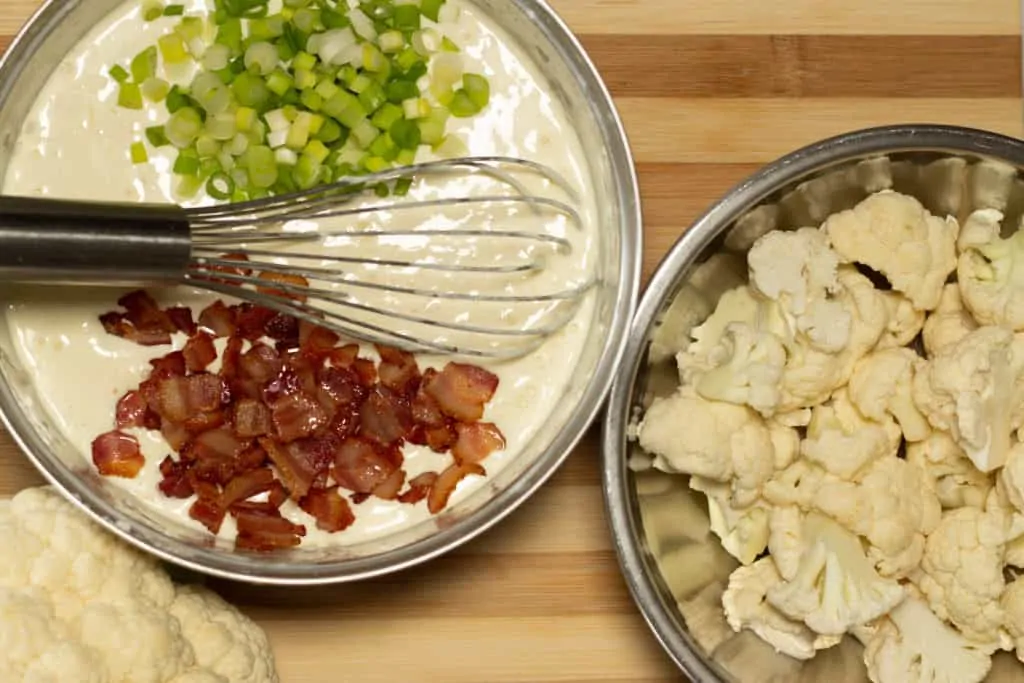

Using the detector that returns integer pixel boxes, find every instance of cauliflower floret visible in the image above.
[637,388,775,508]
[906,432,994,510]
[822,190,958,310]
[998,441,1024,515]
[747,227,850,352]
[877,291,927,350]
[689,476,769,565]
[862,596,992,683]
[922,284,979,357]
[692,322,786,417]
[1002,578,1024,663]
[676,286,765,383]
[766,506,804,582]
[721,558,840,660]
[800,387,902,479]
[765,512,905,635]
[848,347,931,442]
[914,497,1011,648]
[913,325,1021,472]
[957,210,1024,330]
[767,421,799,470]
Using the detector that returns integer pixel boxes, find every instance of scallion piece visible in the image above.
[142,0,165,22]
[166,106,204,148]
[370,102,402,130]
[244,145,279,188]
[163,3,185,16]
[351,117,379,147]
[141,77,171,102]
[118,82,145,109]
[417,107,447,145]
[315,118,344,143]
[130,141,149,163]
[173,148,201,175]
[206,171,235,199]
[202,43,232,71]
[448,88,480,118]
[196,134,220,157]
[392,5,420,30]
[216,17,244,55]
[177,16,206,43]
[158,32,190,64]
[265,69,294,96]
[146,125,171,147]
[108,64,130,84]
[393,175,413,196]
[420,0,444,22]
[245,41,279,75]
[164,85,191,113]
[389,117,420,149]
[462,73,489,109]
[231,72,273,110]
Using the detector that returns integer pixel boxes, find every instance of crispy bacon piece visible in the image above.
[182,332,217,372]
[423,363,499,422]
[239,344,282,384]
[300,322,340,362]
[233,399,272,438]
[372,468,406,500]
[149,351,187,380]
[299,487,356,532]
[115,390,158,430]
[256,271,309,302]
[158,456,194,498]
[198,300,237,337]
[376,345,420,396]
[91,430,145,478]
[271,392,330,442]
[316,366,368,412]
[428,462,485,514]
[118,290,177,333]
[260,436,333,500]
[194,427,248,459]
[234,304,278,341]
[148,374,228,422]
[219,337,244,380]
[160,419,190,451]
[220,467,276,508]
[398,472,438,505]
[235,508,306,551]
[165,307,197,336]
[329,344,360,368]
[182,410,226,434]
[189,483,226,534]
[99,312,173,346]
[264,312,300,343]
[332,437,402,494]
[359,386,413,445]
[196,252,253,286]
[452,422,506,465]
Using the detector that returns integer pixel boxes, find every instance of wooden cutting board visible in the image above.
[0,1,1021,680]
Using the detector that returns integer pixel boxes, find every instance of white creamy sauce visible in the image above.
[0,0,598,546]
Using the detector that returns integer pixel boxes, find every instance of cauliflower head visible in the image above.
[0,487,278,683]
[915,501,1010,648]
[906,432,994,510]
[848,347,931,442]
[765,512,905,635]
[676,286,765,384]
[862,595,992,683]
[637,388,775,507]
[689,476,769,565]
[822,190,958,310]
[721,558,840,660]
[922,284,979,357]
[877,291,927,350]
[957,209,1024,330]
[800,387,902,479]
[692,322,787,418]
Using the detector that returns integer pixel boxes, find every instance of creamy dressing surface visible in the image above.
[0,0,598,545]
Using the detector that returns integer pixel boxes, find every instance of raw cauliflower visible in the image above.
[957,209,1024,329]
[636,388,776,508]
[862,595,992,683]
[692,322,787,417]
[689,476,770,565]
[0,487,278,682]
[906,432,994,510]
[822,190,958,310]
[765,512,905,635]
[800,387,902,479]
[675,286,766,384]
[1003,578,1024,664]
[877,291,927,350]
[721,558,840,660]
[848,347,931,442]
[923,283,979,357]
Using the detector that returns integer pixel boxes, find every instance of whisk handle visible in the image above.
[0,196,191,286]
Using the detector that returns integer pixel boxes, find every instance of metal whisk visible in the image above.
[0,157,592,359]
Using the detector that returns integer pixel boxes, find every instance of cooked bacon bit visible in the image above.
[376,345,421,396]
[166,307,197,336]
[428,462,485,514]
[333,437,402,494]
[196,252,253,286]
[360,386,413,445]
[115,390,157,430]
[158,456,194,498]
[183,332,218,372]
[256,271,309,302]
[235,508,306,551]
[149,351,187,380]
[198,300,237,337]
[424,363,499,422]
[398,472,438,505]
[452,422,506,465]
[299,487,356,532]
[372,468,406,500]
[94,289,505,549]
[233,399,272,438]
[91,430,145,478]
[271,392,330,442]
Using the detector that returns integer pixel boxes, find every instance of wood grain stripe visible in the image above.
[619,97,1024,164]
[582,35,1022,98]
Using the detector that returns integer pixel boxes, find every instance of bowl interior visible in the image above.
[0,0,638,582]
[609,128,1024,681]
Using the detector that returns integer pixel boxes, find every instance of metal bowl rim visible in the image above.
[600,123,1024,679]
[0,0,643,585]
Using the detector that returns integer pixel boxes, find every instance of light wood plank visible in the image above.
[618,97,1024,164]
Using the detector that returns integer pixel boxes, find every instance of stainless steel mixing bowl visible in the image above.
[602,125,1024,682]
[0,0,641,584]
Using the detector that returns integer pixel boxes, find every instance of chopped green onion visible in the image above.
[447,88,478,118]
[396,148,416,166]
[417,107,447,145]
[158,32,190,64]
[215,17,244,55]
[108,64,130,84]
[378,30,404,54]
[192,71,232,114]
[349,8,377,41]
[351,117,379,147]
[440,36,459,52]
[386,78,418,104]
[130,141,149,164]
[206,171,235,199]
[177,16,207,43]
[389,117,420,149]
[173,148,201,175]
[275,147,299,165]
[118,83,144,109]
[163,3,186,16]
[142,0,165,22]
[176,174,204,198]
[393,176,413,195]
[411,28,440,56]
[293,153,322,188]
[292,8,319,33]
[300,88,323,111]
[392,4,420,30]
[244,145,279,188]
[293,67,317,90]
[231,72,272,110]
[206,112,238,140]
[370,102,402,130]
[461,73,489,109]
[245,41,279,75]
[202,43,232,71]
[321,7,349,29]
[266,69,294,96]
[292,51,317,72]
[363,156,389,173]
[141,77,171,102]
[146,125,171,147]
[402,97,430,119]
[166,106,204,148]
[165,85,191,113]
[131,46,159,83]
[196,134,220,157]
[358,81,386,113]
[420,0,444,22]
[315,118,344,143]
